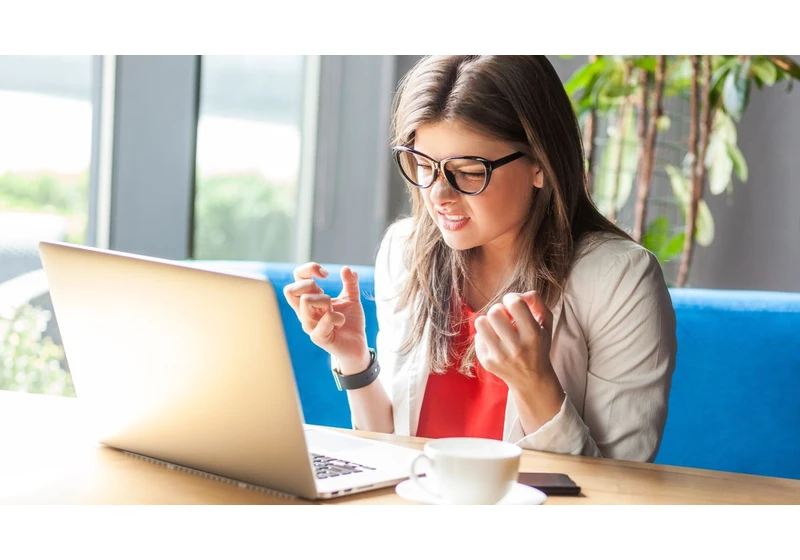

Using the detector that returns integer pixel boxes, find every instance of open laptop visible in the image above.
[38,241,421,501]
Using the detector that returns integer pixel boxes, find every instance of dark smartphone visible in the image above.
[517,472,581,495]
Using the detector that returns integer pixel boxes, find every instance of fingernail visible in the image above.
[319,266,329,277]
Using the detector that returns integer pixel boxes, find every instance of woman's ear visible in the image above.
[532,166,544,189]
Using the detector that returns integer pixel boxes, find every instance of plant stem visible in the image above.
[633,67,649,222]
[633,55,666,242]
[636,67,649,157]
[583,55,598,190]
[677,56,712,287]
[608,62,632,223]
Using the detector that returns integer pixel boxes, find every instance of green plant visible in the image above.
[564,55,800,286]
[0,303,76,397]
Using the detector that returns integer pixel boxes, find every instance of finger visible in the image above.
[310,311,340,346]
[521,290,553,334]
[502,293,540,340]
[338,266,361,302]
[486,303,518,348]
[299,293,333,333]
[292,262,329,282]
[300,294,344,324]
[283,279,324,313]
[474,315,502,350]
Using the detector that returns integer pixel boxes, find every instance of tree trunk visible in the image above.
[677,56,712,287]
[633,56,666,242]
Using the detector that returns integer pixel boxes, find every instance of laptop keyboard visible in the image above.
[311,453,376,479]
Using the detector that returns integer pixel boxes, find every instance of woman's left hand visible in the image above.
[474,291,565,431]
[474,291,557,388]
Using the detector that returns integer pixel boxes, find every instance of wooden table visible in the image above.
[2,390,799,505]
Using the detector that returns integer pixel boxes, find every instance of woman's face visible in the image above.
[413,120,542,257]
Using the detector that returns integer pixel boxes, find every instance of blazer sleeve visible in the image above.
[513,245,677,462]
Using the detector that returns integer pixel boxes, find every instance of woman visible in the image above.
[283,55,677,462]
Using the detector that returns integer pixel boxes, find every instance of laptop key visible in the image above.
[311,452,376,479]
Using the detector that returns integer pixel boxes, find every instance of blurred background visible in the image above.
[1,55,798,396]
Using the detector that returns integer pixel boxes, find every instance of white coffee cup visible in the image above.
[409,437,522,505]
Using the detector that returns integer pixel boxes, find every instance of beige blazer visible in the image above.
[366,217,678,463]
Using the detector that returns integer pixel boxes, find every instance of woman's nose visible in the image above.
[428,172,458,205]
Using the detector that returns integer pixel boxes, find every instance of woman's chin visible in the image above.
[439,229,477,251]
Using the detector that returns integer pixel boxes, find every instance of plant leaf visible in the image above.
[727,142,749,183]
[722,61,749,121]
[565,57,607,97]
[766,55,800,81]
[695,200,715,247]
[574,72,607,117]
[641,217,685,264]
[751,57,778,87]
[662,232,687,262]
[595,60,632,111]
[641,216,670,255]
[706,140,733,195]
[709,57,737,113]
[632,56,657,73]
[705,111,737,195]
[666,164,715,247]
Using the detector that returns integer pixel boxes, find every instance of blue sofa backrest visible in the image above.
[655,288,800,480]
[194,260,800,480]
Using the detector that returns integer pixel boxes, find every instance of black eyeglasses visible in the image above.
[392,146,526,196]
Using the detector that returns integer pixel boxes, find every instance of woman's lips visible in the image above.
[438,212,470,231]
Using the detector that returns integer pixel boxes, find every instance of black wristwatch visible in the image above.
[331,348,380,391]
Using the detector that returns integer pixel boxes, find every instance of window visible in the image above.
[0,55,97,396]
[193,56,308,262]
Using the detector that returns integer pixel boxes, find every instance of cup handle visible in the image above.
[410,453,440,501]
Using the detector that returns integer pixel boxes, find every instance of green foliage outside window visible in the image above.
[193,173,295,262]
[0,303,75,397]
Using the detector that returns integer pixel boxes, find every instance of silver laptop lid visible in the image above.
[38,241,319,499]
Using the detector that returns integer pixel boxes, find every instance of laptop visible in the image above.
[38,241,421,501]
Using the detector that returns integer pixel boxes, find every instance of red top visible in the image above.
[416,300,509,440]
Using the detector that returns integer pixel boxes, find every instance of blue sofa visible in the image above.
[194,260,800,480]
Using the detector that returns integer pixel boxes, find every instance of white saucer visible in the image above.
[395,479,547,505]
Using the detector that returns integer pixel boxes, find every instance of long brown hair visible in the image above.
[390,55,631,375]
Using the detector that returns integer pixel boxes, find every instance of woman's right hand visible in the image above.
[283,262,370,371]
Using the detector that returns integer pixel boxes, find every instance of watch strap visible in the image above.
[332,348,380,391]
